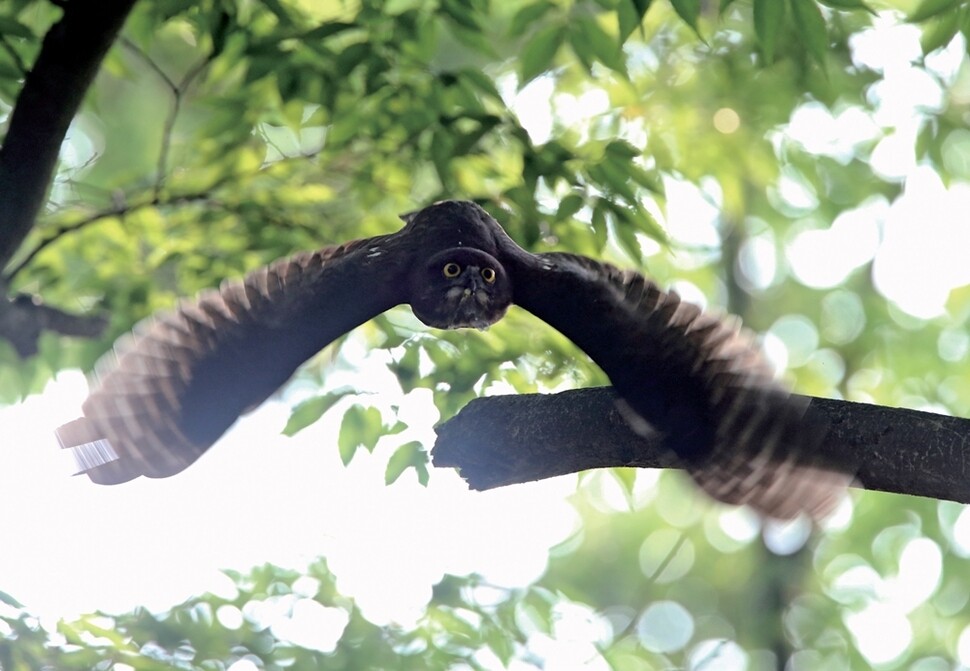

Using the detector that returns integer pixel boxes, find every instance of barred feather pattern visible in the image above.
[55,239,377,484]
[54,198,847,516]
[536,253,848,519]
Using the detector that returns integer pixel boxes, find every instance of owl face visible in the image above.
[409,248,512,330]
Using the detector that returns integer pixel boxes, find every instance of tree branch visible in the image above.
[0,294,107,357]
[119,37,211,199]
[4,191,217,283]
[432,387,970,506]
[0,0,139,271]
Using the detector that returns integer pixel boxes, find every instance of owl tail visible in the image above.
[54,417,133,484]
[695,375,852,520]
[689,456,852,520]
[612,272,853,520]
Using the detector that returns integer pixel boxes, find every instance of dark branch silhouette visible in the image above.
[0,294,107,357]
[0,0,138,270]
[0,0,138,352]
[433,387,970,506]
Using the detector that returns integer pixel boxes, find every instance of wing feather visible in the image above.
[56,235,403,484]
[509,250,849,519]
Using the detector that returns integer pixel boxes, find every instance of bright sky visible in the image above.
[0,359,579,624]
[2,11,970,670]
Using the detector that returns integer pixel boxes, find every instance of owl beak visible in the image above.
[462,269,488,301]
[441,267,497,330]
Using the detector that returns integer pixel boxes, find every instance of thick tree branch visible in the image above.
[432,387,970,506]
[0,0,138,271]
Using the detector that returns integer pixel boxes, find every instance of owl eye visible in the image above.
[442,262,461,278]
[481,267,496,283]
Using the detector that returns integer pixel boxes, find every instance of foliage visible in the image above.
[2,0,970,668]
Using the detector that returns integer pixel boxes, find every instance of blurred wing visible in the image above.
[56,236,402,484]
[510,251,849,519]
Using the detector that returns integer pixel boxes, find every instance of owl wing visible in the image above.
[506,250,848,519]
[55,235,405,484]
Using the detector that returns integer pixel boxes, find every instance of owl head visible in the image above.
[409,247,512,330]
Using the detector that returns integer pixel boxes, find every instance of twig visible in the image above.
[7,148,329,283]
[4,191,216,283]
[154,57,210,198]
[119,37,212,199]
[119,37,176,92]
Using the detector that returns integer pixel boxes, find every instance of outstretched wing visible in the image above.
[56,235,405,485]
[507,251,849,519]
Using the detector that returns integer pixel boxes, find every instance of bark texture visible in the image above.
[433,387,970,506]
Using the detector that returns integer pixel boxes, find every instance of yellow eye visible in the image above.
[442,262,461,278]
[481,267,496,283]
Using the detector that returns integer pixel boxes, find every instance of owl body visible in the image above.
[56,200,847,518]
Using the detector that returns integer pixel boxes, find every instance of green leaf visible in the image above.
[588,158,640,204]
[817,0,874,11]
[0,60,22,79]
[385,419,408,435]
[459,69,503,102]
[908,0,961,23]
[484,620,515,665]
[431,130,456,187]
[509,1,555,37]
[0,590,23,608]
[591,199,609,249]
[337,405,384,465]
[335,42,371,77]
[612,468,638,498]
[617,1,639,41]
[571,16,626,75]
[789,0,828,67]
[259,0,295,25]
[604,200,646,261]
[626,162,665,194]
[556,193,585,220]
[719,0,740,12]
[415,461,429,485]
[282,391,349,436]
[920,10,961,53]
[669,0,703,39]
[0,16,33,38]
[617,0,654,41]
[631,203,668,243]
[384,440,427,484]
[442,0,482,30]
[754,0,787,62]
[604,139,640,159]
[453,115,501,155]
[302,21,355,41]
[519,24,564,87]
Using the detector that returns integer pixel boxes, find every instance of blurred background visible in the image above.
[1,0,969,668]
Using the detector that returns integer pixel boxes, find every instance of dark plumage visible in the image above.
[56,200,849,518]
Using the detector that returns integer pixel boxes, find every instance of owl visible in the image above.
[56,200,848,519]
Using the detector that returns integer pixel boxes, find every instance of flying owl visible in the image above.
[55,200,848,519]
